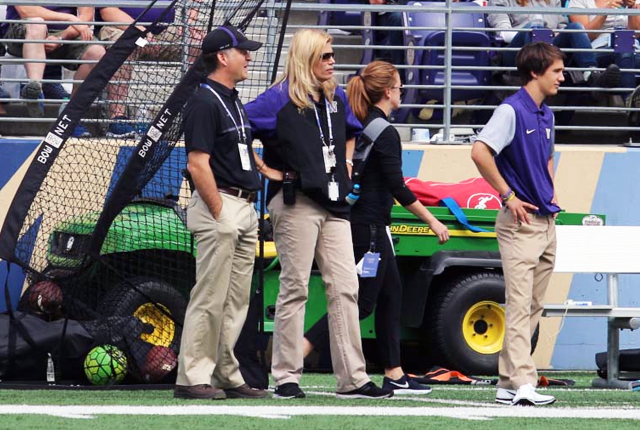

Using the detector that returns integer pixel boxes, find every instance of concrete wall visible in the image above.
[1,138,639,369]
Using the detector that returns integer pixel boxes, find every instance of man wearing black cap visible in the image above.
[174,24,280,400]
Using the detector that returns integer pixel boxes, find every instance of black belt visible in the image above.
[218,187,257,203]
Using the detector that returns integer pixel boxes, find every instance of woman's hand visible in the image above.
[429,220,450,244]
[259,165,283,181]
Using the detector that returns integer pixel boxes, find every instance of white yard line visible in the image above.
[1,405,640,421]
[301,385,626,393]
[305,390,501,408]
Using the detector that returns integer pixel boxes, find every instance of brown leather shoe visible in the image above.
[224,384,269,399]
[174,384,226,400]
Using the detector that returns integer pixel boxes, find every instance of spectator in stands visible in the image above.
[568,0,640,110]
[487,0,621,96]
[366,1,406,67]
[472,42,562,407]
[245,29,393,401]
[302,60,449,396]
[0,5,105,136]
[97,2,205,137]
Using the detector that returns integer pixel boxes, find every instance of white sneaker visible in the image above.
[495,387,516,405]
[512,383,555,406]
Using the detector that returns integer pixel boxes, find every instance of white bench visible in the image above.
[543,225,640,389]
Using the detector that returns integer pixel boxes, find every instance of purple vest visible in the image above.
[497,88,560,215]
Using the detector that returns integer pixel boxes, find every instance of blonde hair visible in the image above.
[274,29,337,110]
[347,61,398,123]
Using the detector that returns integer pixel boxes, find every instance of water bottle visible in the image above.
[135,105,151,135]
[530,13,545,29]
[46,353,55,383]
[345,183,361,205]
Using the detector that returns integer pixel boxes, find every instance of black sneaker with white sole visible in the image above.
[273,383,306,399]
[382,374,432,395]
[336,381,394,399]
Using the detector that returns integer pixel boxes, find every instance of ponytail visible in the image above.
[346,61,399,123]
[346,75,371,123]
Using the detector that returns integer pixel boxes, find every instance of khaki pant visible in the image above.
[5,23,93,71]
[176,191,258,388]
[268,191,369,392]
[99,26,182,62]
[496,207,556,390]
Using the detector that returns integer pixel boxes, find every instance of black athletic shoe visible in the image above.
[589,64,621,88]
[273,383,306,399]
[382,374,432,395]
[336,381,394,399]
[588,64,621,103]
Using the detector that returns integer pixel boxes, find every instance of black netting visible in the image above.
[0,0,290,386]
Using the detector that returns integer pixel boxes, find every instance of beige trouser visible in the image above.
[99,26,181,61]
[176,191,258,388]
[268,191,369,392]
[495,207,557,390]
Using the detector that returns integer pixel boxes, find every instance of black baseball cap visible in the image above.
[201,24,262,54]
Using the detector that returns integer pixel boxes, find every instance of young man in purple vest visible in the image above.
[471,42,563,407]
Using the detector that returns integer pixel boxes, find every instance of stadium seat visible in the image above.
[400,1,492,121]
[317,0,362,30]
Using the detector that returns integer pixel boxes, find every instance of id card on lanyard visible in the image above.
[202,84,252,171]
[313,98,339,201]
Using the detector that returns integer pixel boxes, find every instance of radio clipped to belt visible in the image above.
[356,224,381,278]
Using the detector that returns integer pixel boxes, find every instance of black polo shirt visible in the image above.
[183,78,261,191]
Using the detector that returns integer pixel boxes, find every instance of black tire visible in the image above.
[99,277,187,350]
[429,271,539,376]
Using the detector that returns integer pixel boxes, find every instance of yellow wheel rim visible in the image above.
[133,303,174,347]
[255,241,278,259]
[462,300,505,354]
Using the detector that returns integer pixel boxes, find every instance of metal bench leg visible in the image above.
[592,274,632,389]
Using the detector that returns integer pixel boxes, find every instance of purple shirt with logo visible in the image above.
[476,88,560,215]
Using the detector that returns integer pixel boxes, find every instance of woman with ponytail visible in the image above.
[303,61,449,396]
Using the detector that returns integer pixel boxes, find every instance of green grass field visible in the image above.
[0,372,639,429]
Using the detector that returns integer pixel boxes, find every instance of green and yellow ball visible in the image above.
[83,345,128,385]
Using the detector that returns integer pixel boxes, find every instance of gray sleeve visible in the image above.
[475,104,516,155]
[568,0,588,9]
[487,0,514,30]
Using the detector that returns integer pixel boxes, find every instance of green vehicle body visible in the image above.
[47,199,604,374]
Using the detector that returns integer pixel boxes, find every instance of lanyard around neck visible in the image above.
[201,83,246,144]
[312,97,333,147]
